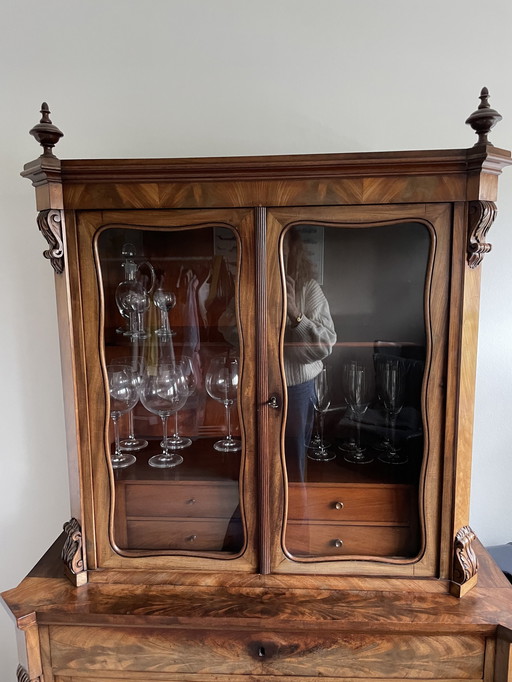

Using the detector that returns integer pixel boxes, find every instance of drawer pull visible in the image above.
[258,646,266,657]
[333,538,343,548]
[187,534,197,542]
[334,501,344,510]
[187,498,197,505]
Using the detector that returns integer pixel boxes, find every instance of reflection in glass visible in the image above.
[283,222,429,560]
[283,227,337,481]
[98,225,244,554]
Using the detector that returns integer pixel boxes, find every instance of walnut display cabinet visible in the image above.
[4,90,512,682]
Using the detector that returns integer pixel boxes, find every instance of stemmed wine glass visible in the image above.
[107,364,140,469]
[115,356,148,452]
[376,357,407,464]
[140,363,188,468]
[163,356,197,450]
[205,355,241,452]
[308,366,335,462]
[340,361,372,464]
[154,289,177,337]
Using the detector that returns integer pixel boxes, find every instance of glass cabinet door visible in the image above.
[96,223,245,555]
[279,221,432,561]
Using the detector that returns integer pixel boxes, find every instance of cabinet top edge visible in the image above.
[21,146,512,185]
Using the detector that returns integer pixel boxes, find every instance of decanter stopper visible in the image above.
[29,102,64,157]
[465,87,502,147]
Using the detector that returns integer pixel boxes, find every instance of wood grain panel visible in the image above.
[49,625,485,679]
[288,483,413,523]
[286,522,413,558]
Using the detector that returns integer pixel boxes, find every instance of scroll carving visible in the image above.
[16,665,31,682]
[62,517,86,579]
[467,200,497,268]
[36,209,64,274]
[453,525,478,585]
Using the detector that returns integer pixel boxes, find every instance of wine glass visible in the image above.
[116,283,150,339]
[107,364,139,469]
[140,363,188,468]
[205,355,241,452]
[376,357,407,464]
[308,366,335,462]
[154,289,177,337]
[340,361,372,464]
[115,355,148,452]
[163,356,197,450]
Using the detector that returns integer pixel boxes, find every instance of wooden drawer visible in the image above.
[126,517,241,551]
[288,483,413,523]
[285,521,413,557]
[49,624,485,679]
[123,481,239,519]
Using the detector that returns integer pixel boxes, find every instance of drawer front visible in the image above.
[288,483,413,523]
[285,521,413,557]
[124,481,239,519]
[49,625,485,679]
[126,518,241,551]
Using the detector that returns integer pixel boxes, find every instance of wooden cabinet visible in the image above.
[5,92,512,681]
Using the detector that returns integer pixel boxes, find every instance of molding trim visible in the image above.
[36,209,64,274]
[467,200,497,268]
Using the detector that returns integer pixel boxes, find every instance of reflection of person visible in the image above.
[283,228,337,480]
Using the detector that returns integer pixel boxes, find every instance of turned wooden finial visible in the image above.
[465,87,502,147]
[29,102,64,157]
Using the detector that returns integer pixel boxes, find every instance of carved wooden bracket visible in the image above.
[467,200,497,269]
[451,525,478,597]
[61,518,87,586]
[36,209,64,274]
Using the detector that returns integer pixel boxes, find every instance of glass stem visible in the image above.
[225,400,232,440]
[319,411,325,448]
[128,409,135,440]
[161,415,169,459]
[174,411,179,438]
[112,414,121,462]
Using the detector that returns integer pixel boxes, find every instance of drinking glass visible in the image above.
[205,355,241,452]
[163,356,197,450]
[140,363,188,468]
[154,289,177,337]
[308,366,335,462]
[107,364,139,469]
[115,355,148,452]
[376,358,407,464]
[340,361,372,464]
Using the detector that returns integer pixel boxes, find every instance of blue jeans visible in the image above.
[285,379,316,481]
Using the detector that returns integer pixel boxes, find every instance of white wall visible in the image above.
[1,0,512,676]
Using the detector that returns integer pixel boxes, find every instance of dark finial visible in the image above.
[29,102,64,157]
[465,87,502,147]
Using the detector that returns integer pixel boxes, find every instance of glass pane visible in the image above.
[282,223,429,560]
[97,225,244,554]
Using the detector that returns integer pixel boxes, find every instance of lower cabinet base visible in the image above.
[4,540,512,682]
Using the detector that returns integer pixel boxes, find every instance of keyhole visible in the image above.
[258,646,266,657]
